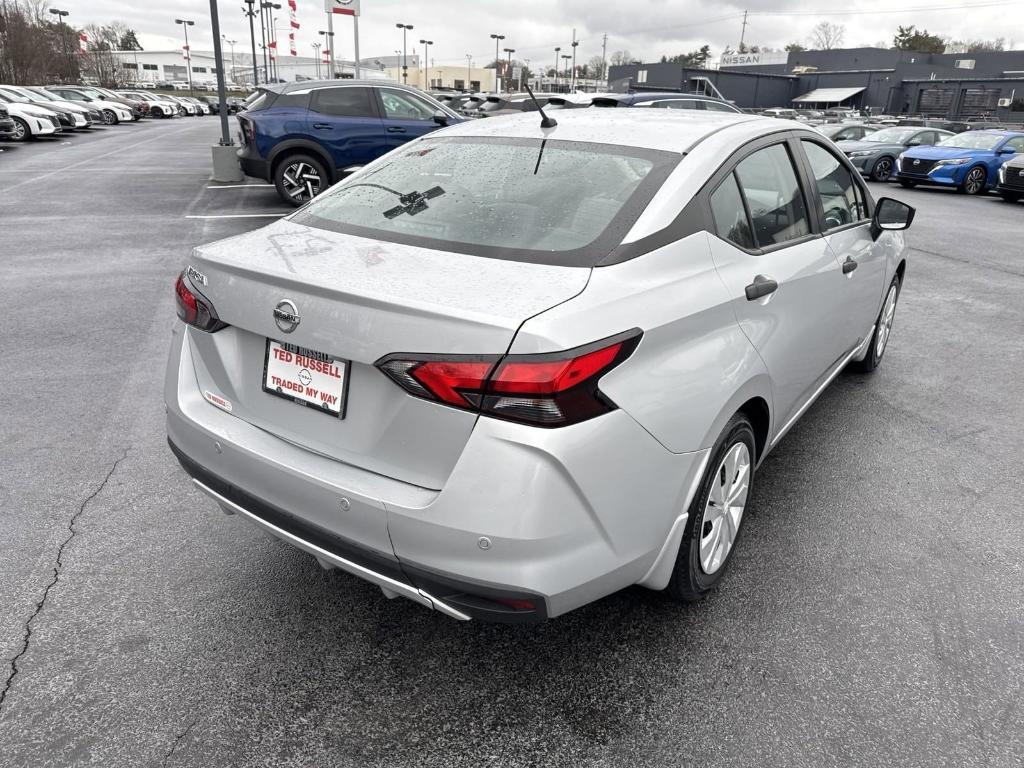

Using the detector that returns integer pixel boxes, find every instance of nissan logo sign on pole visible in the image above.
[325,0,361,78]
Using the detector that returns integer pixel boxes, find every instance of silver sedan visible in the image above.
[166,109,913,622]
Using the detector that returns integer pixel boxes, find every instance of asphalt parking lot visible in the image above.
[1,119,1022,768]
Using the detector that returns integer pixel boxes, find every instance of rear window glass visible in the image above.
[292,137,679,267]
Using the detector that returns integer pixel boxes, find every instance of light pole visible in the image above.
[523,59,529,92]
[561,54,571,93]
[319,30,334,79]
[504,48,515,93]
[466,54,472,92]
[223,36,237,85]
[175,19,195,95]
[419,40,433,88]
[263,3,281,81]
[396,23,413,84]
[48,9,71,83]
[312,42,321,79]
[257,2,269,82]
[490,33,504,92]
[242,1,259,86]
[553,47,560,91]
[571,39,579,93]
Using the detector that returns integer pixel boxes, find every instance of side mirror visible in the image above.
[906,139,922,146]
[432,110,448,126]
[871,197,915,240]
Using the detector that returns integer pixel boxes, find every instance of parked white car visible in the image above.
[0,99,60,140]
[118,91,180,119]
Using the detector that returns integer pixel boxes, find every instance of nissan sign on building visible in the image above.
[720,51,789,68]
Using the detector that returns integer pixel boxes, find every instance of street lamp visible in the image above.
[223,36,237,85]
[319,30,335,79]
[561,54,571,93]
[262,2,281,81]
[553,47,560,90]
[571,40,579,93]
[175,19,196,96]
[503,48,515,93]
[311,42,321,78]
[396,23,413,84]
[419,39,433,89]
[490,33,505,92]
[242,1,260,86]
[466,54,472,92]
[49,9,71,83]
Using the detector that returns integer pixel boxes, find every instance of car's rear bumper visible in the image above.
[237,145,270,181]
[165,323,705,621]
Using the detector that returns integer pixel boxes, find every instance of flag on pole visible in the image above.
[78,33,88,53]
[182,44,190,61]
[288,0,299,55]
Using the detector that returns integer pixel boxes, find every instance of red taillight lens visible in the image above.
[376,330,641,427]
[174,272,226,332]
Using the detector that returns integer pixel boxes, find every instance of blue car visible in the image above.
[895,130,1024,195]
[237,80,463,205]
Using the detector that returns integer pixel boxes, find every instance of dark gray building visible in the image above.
[609,47,1024,120]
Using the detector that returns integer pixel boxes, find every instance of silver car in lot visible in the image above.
[166,110,913,622]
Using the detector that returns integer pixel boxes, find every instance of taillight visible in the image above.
[238,116,254,144]
[174,272,226,332]
[376,330,641,427]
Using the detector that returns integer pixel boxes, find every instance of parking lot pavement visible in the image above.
[1,122,1022,768]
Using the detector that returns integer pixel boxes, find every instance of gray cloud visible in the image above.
[69,0,1015,67]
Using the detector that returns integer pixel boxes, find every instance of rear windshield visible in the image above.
[291,136,679,267]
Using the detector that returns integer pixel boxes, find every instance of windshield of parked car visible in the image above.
[864,127,918,143]
[292,137,679,266]
[938,132,1003,150]
[24,88,58,101]
[0,90,29,103]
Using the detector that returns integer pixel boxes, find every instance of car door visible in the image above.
[376,87,444,150]
[307,86,385,171]
[705,137,853,429]
[797,138,885,350]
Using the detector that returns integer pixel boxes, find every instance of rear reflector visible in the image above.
[376,330,641,427]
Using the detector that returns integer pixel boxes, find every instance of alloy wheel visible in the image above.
[281,161,322,202]
[700,442,751,575]
[875,283,898,359]
[964,167,986,195]
[102,110,115,125]
[873,157,893,182]
[12,118,27,141]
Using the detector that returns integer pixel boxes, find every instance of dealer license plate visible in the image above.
[262,339,348,417]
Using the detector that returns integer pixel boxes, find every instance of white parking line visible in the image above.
[205,184,273,189]
[185,213,289,219]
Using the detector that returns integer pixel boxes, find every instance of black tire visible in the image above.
[274,153,328,207]
[10,116,29,142]
[999,191,1021,203]
[898,179,917,189]
[870,156,895,182]
[666,414,756,603]
[851,273,901,374]
[959,166,987,195]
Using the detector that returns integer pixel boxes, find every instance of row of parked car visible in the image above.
[231,80,1024,207]
[0,84,246,142]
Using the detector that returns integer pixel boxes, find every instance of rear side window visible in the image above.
[801,141,868,227]
[734,144,810,247]
[710,174,755,250]
[310,87,376,118]
[705,101,739,113]
[650,100,699,110]
[273,91,310,109]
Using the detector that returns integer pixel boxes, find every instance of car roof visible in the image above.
[432,108,771,154]
[272,79,417,95]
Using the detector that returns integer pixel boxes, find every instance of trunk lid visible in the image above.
[184,219,589,489]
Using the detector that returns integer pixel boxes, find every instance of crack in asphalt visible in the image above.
[162,716,199,766]
[0,447,131,714]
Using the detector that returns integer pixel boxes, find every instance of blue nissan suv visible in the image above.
[894,130,1024,195]
[237,80,463,205]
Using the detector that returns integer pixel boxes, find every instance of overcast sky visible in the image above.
[68,0,1019,67]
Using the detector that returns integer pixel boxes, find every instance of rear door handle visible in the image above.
[386,126,407,133]
[745,275,779,301]
[842,257,858,274]
[312,122,332,129]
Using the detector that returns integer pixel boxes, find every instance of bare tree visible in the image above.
[609,50,633,67]
[587,54,606,80]
[810,21,845,50]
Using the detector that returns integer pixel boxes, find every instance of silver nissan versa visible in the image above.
[166,108,913,622]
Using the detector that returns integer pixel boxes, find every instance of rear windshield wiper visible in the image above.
[344,182,446,219]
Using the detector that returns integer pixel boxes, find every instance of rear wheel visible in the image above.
[666,414,756,603]
[10,116,29,141]
[274,154,328,206]
[852,274,900,373]
[898,179,917,189]
[870,156,895,182]
[102,109,119,125]
[959,166,987,195]
[999,191,1021,203]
